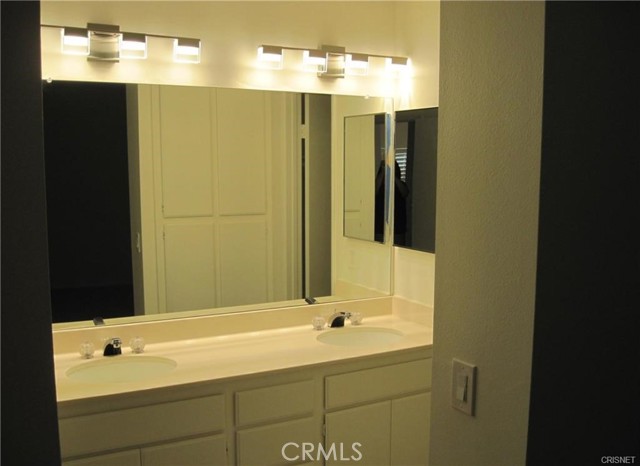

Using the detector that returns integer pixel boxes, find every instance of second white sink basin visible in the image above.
[317,327,405,347]
[66,355,177,383]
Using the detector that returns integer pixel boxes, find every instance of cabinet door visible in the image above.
[237,417,319,466]
[163,222,216,312]
[141,435,227,466]
[325,401,391,465]
[63,450,140,466]
[391,392,431,466]
[158,85,213,218]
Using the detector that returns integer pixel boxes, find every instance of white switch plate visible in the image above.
[452,358,477,416]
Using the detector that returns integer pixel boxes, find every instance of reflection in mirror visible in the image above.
[343,113,387,243]
[44,81,339,324]
[43,82,134,323]
[393,108,438,253]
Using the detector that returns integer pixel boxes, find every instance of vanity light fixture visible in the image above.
[61,27,89,56]
[173,37,201,64]
[120,32,147,60]
[257,45,284,69]
[256,43,408,78]
[386,56,409,72]
[46,23,201,64]
[345,53,369,76]
[87,23,121,62]
[303,49,328,72]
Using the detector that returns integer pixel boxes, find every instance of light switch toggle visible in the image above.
[456,373,468,401]
[452,358,477,416]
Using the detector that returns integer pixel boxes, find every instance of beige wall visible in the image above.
[393,0,440,111]
[393,248,435,307]
[430,2,544,465]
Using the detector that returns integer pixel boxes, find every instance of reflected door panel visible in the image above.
[151,86,294,313]
[159,86,213,218]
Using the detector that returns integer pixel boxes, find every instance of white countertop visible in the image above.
[54,314,433,403]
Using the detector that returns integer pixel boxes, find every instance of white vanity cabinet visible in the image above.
[324,359,432,466]
[59,395,228,466]
[63,437,227,466]
[58,348,432,466]
[234,379,321,466]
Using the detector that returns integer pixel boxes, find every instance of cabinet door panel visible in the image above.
[142,435,227,466]
[216,88,267,216]
[159,86,213,218]
[218,221,268,307]
[237,417,319,466]
[325,401,391,466]
[63,450,140,466]
[164,222,216,311]
[391,392,431,466]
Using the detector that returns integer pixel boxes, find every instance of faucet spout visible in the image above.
[103,337,122,356]
[328,311,352,328]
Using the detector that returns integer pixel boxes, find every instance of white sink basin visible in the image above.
[317,327,405,347]
[66,355,177,383]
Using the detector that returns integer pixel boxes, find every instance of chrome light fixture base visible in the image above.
[318,45,346,78]
[87,23,121,62]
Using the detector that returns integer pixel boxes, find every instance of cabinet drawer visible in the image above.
[59,395,225,458]
[236,379,314,426]
[325,359,432,409]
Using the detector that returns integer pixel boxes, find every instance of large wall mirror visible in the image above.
[44,80,392,327]
[393,108,438,253]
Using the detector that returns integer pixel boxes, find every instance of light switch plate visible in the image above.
[452,358,477,416]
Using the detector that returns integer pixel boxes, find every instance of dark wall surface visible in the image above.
[528,2,640,464]
[1,1,62,464]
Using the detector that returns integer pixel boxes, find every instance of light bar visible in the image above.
[61,27,89,56]
[120,32,147,60]
[303,49,327,72]
[257,45,284,69]
[174,37,201,64]
[346,53,369,76]
[386,56,409,71]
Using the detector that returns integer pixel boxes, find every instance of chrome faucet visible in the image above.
[328,311,352,328]
[103,337,122,356]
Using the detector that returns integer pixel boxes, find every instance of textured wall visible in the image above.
[430,2,544,465]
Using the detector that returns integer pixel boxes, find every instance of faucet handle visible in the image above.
[349,312,363,325]
[79,341,95,359]
[129,336,146,354]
